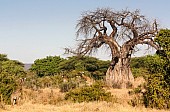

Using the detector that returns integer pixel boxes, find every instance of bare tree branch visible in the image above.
[66,8,159,59]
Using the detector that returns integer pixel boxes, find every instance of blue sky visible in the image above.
[0,0,170,63]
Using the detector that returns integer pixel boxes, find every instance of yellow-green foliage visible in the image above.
[65,82,113,103]
[131,68,149,78]
[30,56,65,77]
[143,29,170,109]
[144,73,170,109]
[0,54,26,104]
[129,29,170,110]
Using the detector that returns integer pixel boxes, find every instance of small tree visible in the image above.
[58,56,110,80]
[143,29,170,109]
[0,55,26,104]
[66,8,159,88]
[30,56,65,77]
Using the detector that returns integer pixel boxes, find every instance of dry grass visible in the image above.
[133,77,145,88]
[2,101,169,112]
[105,87,133,105]
[21,88,64,105]
[1,85,169,112]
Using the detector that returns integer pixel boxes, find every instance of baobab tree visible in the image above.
[65,8,159,88]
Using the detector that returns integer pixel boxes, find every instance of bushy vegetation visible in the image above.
[144,73,169,109]
[30,56,65,77]
[143,29,170,109]
[27,56,110,91]
[30,56,109,80]
[58,56,110,80]
[65,81,113,103]
[0,54,26,104]
[129,29,170,110]
[24,72,62,90]
[130,56,149,78]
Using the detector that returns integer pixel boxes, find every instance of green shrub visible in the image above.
[65,82,113,103]
[0,57,26,104]
[131,68,149,78]
[129,60,170,109]
[143,73,170,109]
[143,54,169,109]
[139,29,170,110]
[0,73,17,104]
[30,56,65,77]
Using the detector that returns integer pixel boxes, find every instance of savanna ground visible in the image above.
[1,78,168,112]
[1,101,168,112]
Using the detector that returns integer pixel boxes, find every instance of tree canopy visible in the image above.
[30,56,65,77]
[0,54,26,104]
[30,55,110,80]
[143,29,170,109]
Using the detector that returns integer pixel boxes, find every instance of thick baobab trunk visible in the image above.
[106,57,134,88]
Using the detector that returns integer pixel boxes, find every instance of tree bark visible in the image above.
[106,57,134,88]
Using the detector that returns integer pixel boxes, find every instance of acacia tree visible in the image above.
[66,8,159,88]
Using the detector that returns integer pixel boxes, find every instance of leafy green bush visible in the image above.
[131,68,149,78]
[30,56,65,77]
[130,56,150,78]
[0,73,17,104]
[144,73,170,109]
[0,55,26,104]
[58,56,110,80]
[130,57,148,68]
[142,29,170,109]
[129,29,170,109]
[65,82,113,102]
[130,56,170,109]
